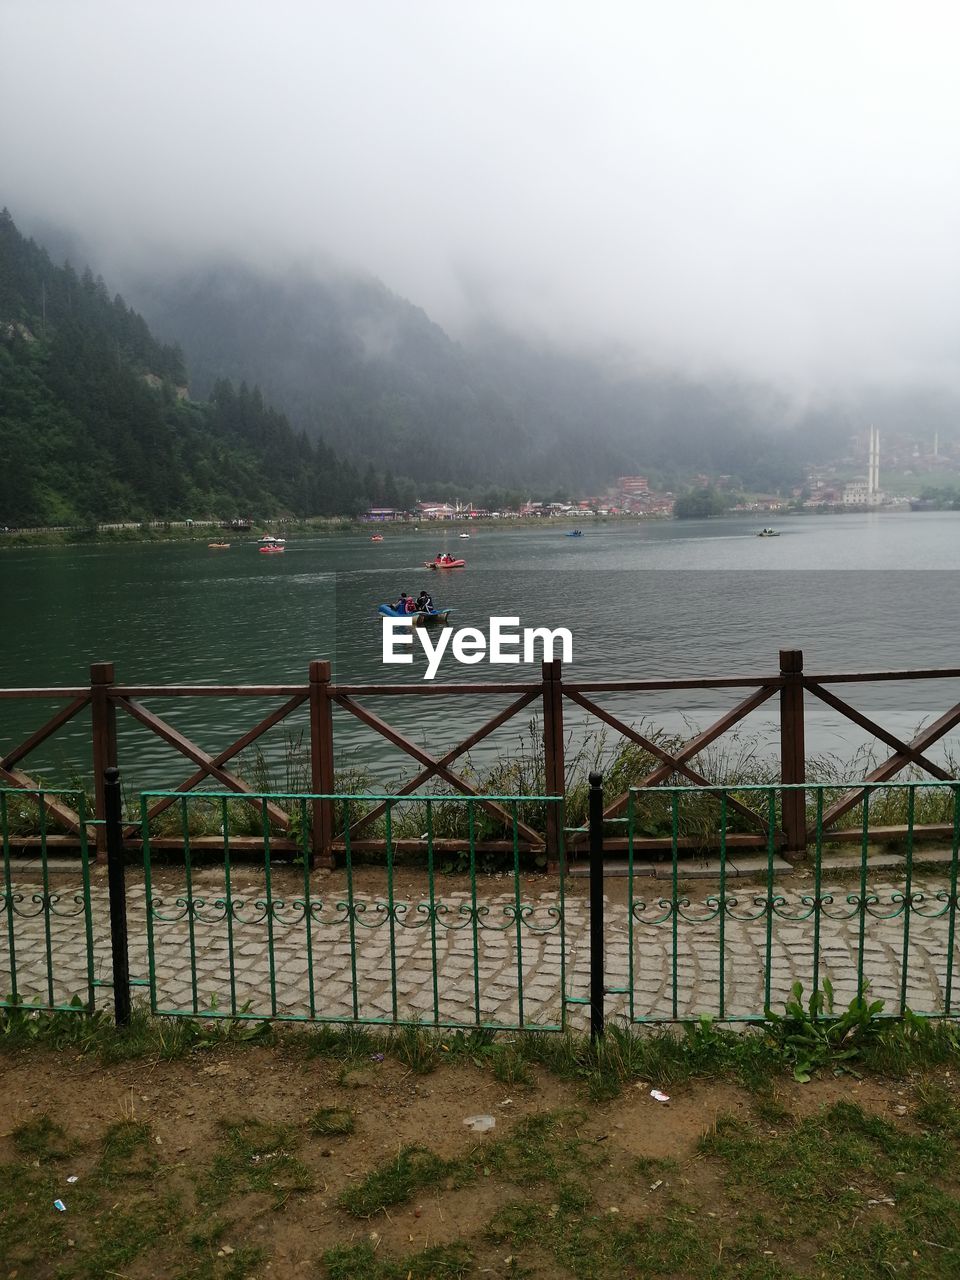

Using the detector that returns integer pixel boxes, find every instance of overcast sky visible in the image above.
[2,0,959,390]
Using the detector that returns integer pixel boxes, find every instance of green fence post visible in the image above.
[104,767,131,1027]
[589,772,605,1042]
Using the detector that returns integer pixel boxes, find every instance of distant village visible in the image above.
[365,428,960,523]
[364,475,676,523]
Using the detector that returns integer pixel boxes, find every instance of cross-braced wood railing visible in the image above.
[2,651,959,865]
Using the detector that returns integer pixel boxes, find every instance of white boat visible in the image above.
[459,532,471,539]
[259,535,286,545]
[757,528,780,537]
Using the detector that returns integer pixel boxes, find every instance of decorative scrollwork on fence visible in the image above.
[0,889,88,920]
[630,886,958,927]
[146,889,565,941]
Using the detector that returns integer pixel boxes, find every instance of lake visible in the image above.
[2,511,959,790]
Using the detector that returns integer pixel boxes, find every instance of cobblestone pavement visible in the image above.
[2,866,958,1027]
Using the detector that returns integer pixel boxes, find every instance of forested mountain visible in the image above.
[130,264,531,490]
[0,210,365,524]
[129,260,815,495]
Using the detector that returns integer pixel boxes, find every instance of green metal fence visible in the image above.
[138,790,573,1030]
[622,781,960,1024]
[0,788,96,1013]
[5,777,960,1035]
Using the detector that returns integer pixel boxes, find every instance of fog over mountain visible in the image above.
[3,2,959,428]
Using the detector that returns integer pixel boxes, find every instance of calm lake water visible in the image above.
[2,512,960,790]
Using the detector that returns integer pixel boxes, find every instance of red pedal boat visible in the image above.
[425,556,465,569]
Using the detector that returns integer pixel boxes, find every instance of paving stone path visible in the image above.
[2,867,958,1027]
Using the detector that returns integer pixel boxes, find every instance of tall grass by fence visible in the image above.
[5,652,960,865]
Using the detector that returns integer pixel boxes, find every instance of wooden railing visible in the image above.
[2,651,959,864]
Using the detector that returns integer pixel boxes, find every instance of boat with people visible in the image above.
[371,534,384,542]
[565,529,584,537]
[259,535,286,545]
[208,542,231,549]
[379,603,453,628]
[757,528,781,537]
[425,554,466,569]
[259,544,285,554]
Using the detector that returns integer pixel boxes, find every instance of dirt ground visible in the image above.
[0,1038,939,1280]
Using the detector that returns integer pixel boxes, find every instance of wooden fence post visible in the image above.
[309,660,335,868]
[90,662,117,863]
[542,658,565,870]
[779,648,806,859]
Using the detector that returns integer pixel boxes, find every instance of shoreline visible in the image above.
[0,505,934,550]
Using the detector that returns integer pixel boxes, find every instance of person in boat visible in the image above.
[416,590,434,613]
[393,591,416,613]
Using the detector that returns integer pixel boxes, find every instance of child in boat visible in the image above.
[393,591,416,613]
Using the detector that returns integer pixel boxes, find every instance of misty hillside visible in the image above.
[129,264,530,490]
[128,261,815,494]
[0,210,365,524]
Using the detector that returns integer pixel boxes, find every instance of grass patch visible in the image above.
[12,1112,78,1161]
[10,999,960,1104]
[98,1118,157,1184]
[392,1022,442,1074]
[338,1110,598,1221]
[201,1118,314,1209]
[324,1240,473,1279]
[697,1096,960,1276]
[338,1145,458,1217]
[8,1024,960,1279]
[0,1002,275,1061]
[180,1216,265,1280]
[308,1105,355,1136]
[486,1196,716,1279]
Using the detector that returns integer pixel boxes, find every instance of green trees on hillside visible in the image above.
[0,209,368,525]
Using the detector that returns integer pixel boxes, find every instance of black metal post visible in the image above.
[588,771,605,1042]
[104,766,131,1027]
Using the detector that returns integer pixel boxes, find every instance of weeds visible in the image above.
[392,1022,442,1073]
[766,980,886,1081]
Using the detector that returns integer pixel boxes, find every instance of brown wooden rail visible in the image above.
[2,650,959,865]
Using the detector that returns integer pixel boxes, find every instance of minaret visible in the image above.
[867,426,880,498]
